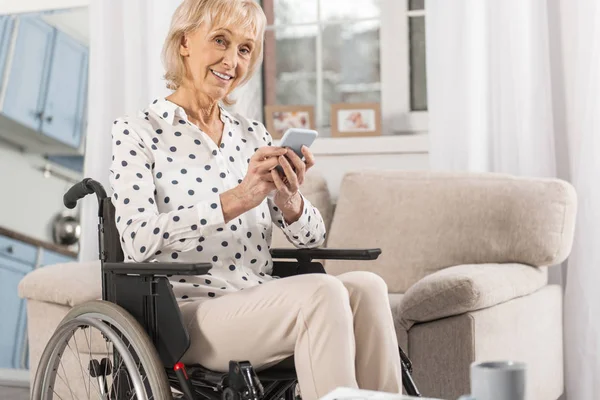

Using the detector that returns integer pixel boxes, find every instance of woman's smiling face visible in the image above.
[180,23,256,100]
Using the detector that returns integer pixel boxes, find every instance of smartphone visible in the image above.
[275,128,318,175]
[279,128,318,159]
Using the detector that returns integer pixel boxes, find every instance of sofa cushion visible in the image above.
[388,293,408,350]
[324,170,576,293]
[19,261,101,307]
[397,263,548,330]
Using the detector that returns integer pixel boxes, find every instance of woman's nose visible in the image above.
[222,48,238,69]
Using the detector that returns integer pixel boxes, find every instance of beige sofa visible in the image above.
[19,169,577,400]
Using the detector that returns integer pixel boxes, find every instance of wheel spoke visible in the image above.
[88,326,93,397]
[54,364,78,400]
[105,341,114,399]
[59,357,79,400]
[50,388,67,400]
[140,373,150,400]
[70,330,91,397]
[125,371,137,400]
[109,353,126,399]
[69,330,104,399]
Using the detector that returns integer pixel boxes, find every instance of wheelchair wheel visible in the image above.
[32,300,172,400]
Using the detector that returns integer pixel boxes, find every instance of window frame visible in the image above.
[381,0,428,134]
[262,0,428,136]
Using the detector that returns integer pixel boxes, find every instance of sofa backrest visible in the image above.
[324,170,577,293]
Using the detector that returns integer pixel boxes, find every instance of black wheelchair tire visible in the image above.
[32,300,172,400]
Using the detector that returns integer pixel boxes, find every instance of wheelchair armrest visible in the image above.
[270,248,381,262]
[103,262,212,276]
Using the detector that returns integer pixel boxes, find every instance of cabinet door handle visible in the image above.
[34,111,44,120]
[5,245,14,254]
[46,115,53,123]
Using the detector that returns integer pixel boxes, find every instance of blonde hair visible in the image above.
[161,0,266,105]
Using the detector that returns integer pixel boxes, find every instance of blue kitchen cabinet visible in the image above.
[41,30,88,148]
[2,16,55,132]
[40,247,76,267]
[0,235,38,370]
[0,13,88,153]
[47,155,85,173]
[0,232,76,371]
[0,16,15,94]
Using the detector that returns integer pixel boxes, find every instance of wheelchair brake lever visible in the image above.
[227,361,264,400]
[243,365,265,399]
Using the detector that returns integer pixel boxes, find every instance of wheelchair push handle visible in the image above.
[64,178,108,209]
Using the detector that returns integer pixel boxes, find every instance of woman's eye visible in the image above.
[215,38,226,45]
[240,47,250,55]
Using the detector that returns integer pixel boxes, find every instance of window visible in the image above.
[261,0,427,136]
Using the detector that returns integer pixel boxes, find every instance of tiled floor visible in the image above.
[0,385,29,400]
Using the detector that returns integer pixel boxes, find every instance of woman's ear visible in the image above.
[179,34,190,57]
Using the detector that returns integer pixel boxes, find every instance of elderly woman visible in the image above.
[109,0,402,398]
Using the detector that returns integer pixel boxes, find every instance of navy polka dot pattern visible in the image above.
[109,98,326,302]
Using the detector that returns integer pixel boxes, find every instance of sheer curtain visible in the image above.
[79,0,177,261]
[80,0,262,261]
[426,0,600,398]
[427,0,557,178]
[560,0,600,399]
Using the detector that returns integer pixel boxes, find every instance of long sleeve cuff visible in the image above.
[273,194,326,248]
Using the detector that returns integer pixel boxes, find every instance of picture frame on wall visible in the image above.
[264,105,316,139]
[330,102,382,138]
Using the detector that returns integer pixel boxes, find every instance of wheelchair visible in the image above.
[31,178,421,399]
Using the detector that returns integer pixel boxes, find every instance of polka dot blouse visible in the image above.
[109,98,326,302]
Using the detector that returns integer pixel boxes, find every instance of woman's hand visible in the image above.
[233,146,287,210]
[271,146,316,223]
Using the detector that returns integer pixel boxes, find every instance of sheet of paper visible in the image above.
[319,387,446,400]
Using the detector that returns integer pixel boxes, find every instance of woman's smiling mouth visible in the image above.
[211,69,234,81]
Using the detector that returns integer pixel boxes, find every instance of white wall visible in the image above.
[313,153,429,200]
[0,143,82,243]
[275,134,430,200]
[0,0,88,15]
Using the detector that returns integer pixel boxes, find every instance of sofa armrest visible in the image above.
[18,261,102,307]
[397,263,548,330]
[18,260,215,308]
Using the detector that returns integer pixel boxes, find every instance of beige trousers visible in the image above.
[179,271,402,400]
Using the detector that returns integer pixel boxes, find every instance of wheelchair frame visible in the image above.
[61,177,421,399]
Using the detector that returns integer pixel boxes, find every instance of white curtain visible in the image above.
[560,0,600,399]
[80,0,263,261]
[426,0,557,178]
[426,0,600,398]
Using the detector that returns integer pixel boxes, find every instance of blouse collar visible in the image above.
[149,97,235,126]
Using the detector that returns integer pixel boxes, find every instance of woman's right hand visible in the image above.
[234,146,288,209]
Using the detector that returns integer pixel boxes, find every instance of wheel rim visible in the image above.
[38,316,148,400]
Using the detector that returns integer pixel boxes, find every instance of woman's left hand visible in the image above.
[271,146,315,222]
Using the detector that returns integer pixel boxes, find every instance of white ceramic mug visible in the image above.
[470,361,526,400]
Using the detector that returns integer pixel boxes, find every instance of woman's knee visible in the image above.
[339,271,388,294]
[304,274,350,305]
